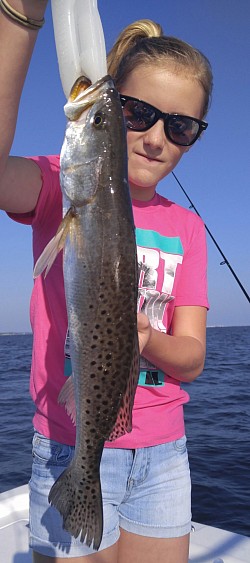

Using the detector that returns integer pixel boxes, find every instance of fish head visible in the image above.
[61,75,128,208]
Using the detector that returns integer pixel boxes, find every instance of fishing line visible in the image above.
[172,172,250,304]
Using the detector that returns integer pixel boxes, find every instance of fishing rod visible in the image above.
[172,171,250,304]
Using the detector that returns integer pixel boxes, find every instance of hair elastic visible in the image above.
[0,0,45,30]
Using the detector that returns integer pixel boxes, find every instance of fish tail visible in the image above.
[48,465,103,550]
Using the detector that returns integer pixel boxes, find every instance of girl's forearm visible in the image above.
[142,327,206,383]
[0,1,48,180]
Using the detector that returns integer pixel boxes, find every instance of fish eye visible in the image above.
[93,112,106,128]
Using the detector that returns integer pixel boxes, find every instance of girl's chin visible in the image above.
[128,174,159,190]
[128,168,158,187]
[128,165,167,189]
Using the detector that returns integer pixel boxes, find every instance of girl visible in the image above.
[0,3,213,562]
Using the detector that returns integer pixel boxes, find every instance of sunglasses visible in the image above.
[120,94,208,147]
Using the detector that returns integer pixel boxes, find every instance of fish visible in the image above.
[33,74,139,550]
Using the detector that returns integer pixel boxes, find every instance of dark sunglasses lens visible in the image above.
[166,116,200,146]
[123,100,156,130]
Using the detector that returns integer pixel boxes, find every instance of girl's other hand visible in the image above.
[137,312,152,354]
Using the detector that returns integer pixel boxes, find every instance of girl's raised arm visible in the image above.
[0,0,48,213]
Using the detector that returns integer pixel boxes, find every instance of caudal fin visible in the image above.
[48,465,103,550]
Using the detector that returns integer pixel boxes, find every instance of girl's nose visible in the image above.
[143,119,166,149]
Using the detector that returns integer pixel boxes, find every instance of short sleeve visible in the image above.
[174,217,209,309]
[7,155,61,227]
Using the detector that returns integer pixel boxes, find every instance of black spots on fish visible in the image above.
[83,290,139,441]
[102,399,109,406]
[77,245,139,442]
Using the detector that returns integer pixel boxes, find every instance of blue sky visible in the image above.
[1,0,249,332]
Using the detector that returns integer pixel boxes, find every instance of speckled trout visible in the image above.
[34,75,139,549]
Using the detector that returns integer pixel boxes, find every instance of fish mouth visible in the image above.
[65,74,113,121]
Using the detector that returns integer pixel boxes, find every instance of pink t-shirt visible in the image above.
[9,155,209,447]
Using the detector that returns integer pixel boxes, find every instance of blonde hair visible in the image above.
[107,19,213,117]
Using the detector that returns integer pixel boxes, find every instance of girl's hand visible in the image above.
[137,312,152,354]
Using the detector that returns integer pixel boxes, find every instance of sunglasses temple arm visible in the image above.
[171,171,250,304]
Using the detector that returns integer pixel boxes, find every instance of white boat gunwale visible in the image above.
[0,484,250,563]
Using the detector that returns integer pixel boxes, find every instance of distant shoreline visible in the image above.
[0,332,33,336]
[0,326,249,336]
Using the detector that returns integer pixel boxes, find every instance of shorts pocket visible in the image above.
[32,432,73,468]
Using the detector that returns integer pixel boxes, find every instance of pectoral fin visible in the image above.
[33,208,74,278]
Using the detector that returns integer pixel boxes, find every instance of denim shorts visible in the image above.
[29,431,191,558]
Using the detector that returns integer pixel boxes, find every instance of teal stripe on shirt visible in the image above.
[136,228,183,255]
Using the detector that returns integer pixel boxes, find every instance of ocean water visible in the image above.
[0,327,249,537]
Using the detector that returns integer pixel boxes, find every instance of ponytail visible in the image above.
[107,19,163,78]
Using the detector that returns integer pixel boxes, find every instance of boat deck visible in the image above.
[1,485,250,562]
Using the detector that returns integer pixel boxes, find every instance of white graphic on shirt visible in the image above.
[137,246,183,331]
[137,245,183,386]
